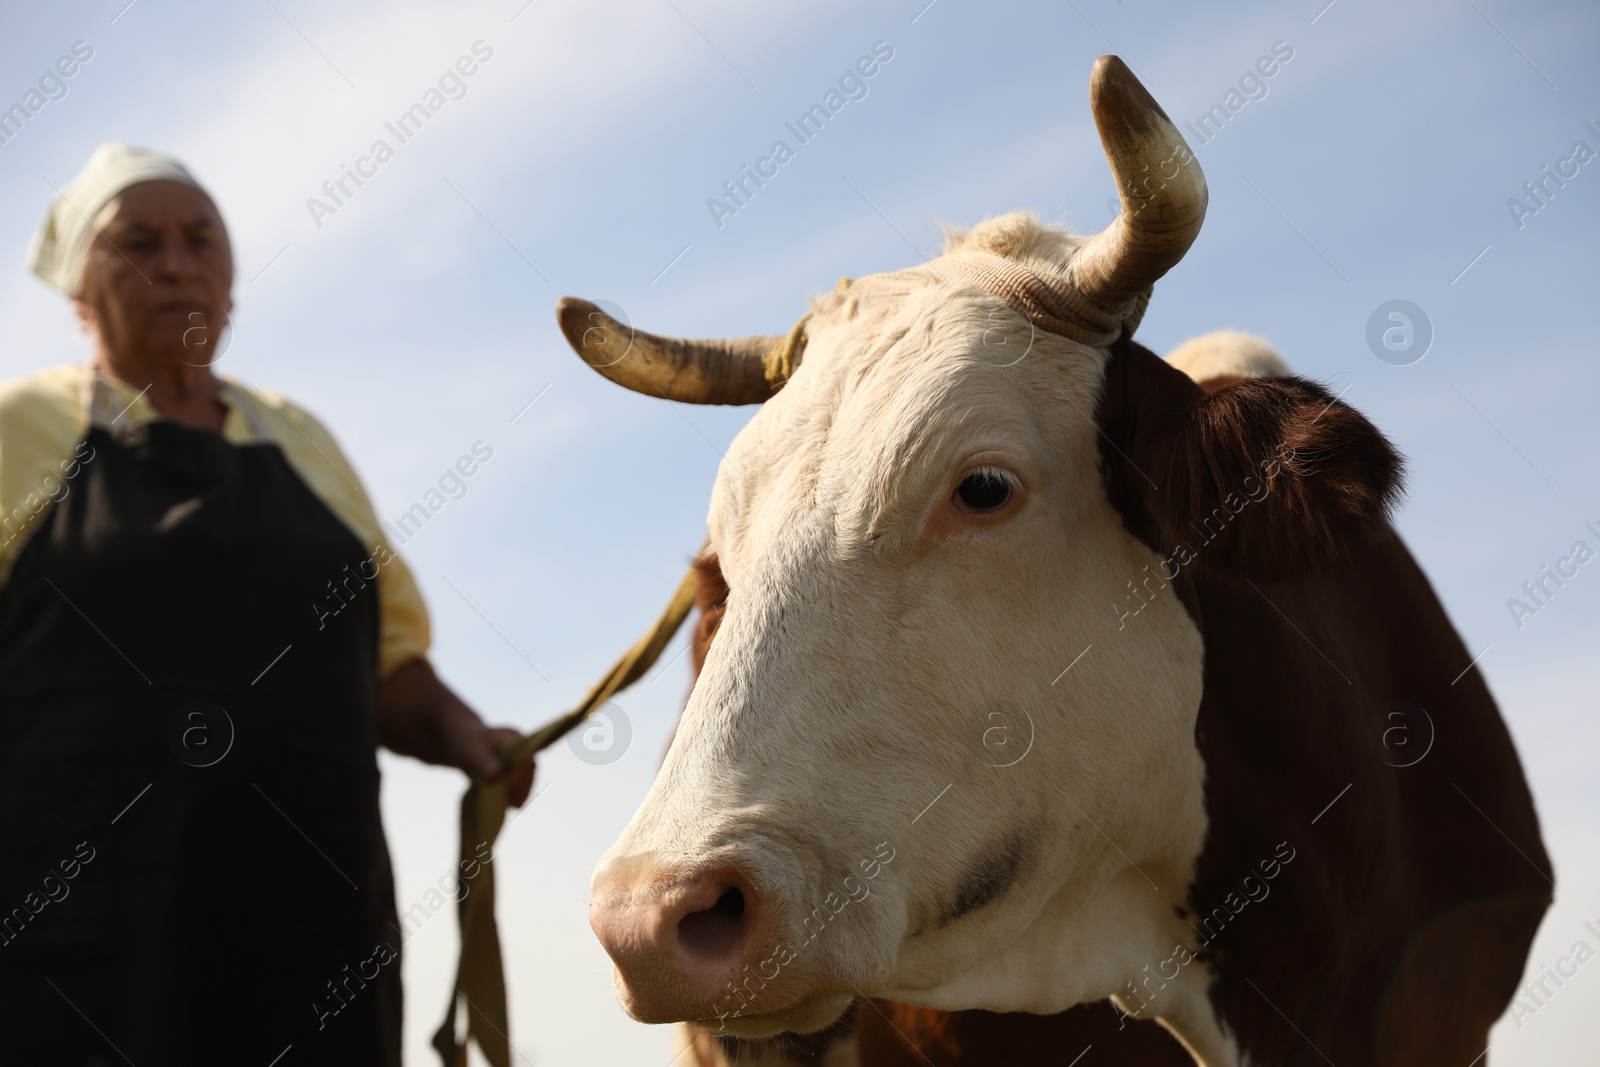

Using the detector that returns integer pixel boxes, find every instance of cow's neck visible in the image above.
[885,858,1237,1065]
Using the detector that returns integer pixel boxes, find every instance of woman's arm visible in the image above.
[376,658,536,805]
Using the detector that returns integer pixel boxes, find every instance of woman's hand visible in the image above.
[376,658,537,806]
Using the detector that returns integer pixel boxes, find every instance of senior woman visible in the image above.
[0,143,533,1065]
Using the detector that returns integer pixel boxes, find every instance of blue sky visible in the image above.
[2,0,1596,1063]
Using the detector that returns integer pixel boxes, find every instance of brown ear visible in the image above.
[1098,339,1404,582]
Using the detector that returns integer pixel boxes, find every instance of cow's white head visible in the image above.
[564,57,1400,1053]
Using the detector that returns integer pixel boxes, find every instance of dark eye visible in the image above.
[955,469,1013,512]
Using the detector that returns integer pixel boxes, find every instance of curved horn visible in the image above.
[556,297,781,405]
[1069,55,1208,313]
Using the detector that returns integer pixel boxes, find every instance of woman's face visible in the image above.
[75,180,234,369]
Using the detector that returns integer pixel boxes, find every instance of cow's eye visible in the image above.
[955,469,1013,512]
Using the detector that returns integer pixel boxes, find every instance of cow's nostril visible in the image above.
[677,886,745,958]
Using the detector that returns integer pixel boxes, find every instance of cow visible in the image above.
[563,56,1552,1066]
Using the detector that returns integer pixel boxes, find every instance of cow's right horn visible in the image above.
[557,298,781,405]
[1069,55,1208,316]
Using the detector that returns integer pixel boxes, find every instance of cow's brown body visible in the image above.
[676,342,1550,1065]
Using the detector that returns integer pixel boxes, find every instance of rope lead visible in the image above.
[434,560,701,1067]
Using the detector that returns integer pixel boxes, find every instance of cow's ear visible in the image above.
[1098,341,1404,582]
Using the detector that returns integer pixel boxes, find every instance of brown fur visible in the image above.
[1097,338,1404,582]
[685,1003,863,1067]
[855,1001,1191,1066]
[1098,339,1550,1065]
[691,549,730,678]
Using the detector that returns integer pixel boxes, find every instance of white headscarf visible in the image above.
[28,141,205,296]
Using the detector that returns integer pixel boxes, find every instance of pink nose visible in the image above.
[590,862,768,1022]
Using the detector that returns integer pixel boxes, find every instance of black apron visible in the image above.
[0,378,401,1066]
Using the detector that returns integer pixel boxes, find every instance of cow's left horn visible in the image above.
[557,298,781,405]
[1069,55,1208,315]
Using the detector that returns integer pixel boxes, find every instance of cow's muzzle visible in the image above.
[590,855,776,1024]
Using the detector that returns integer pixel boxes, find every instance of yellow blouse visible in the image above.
[0,363,430,679]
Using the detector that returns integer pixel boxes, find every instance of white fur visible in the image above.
[1166,329,1288,384]
[598,215,1248,1064]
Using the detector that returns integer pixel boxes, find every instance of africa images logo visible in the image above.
[305,41,495,229]
[705,41,895,230]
